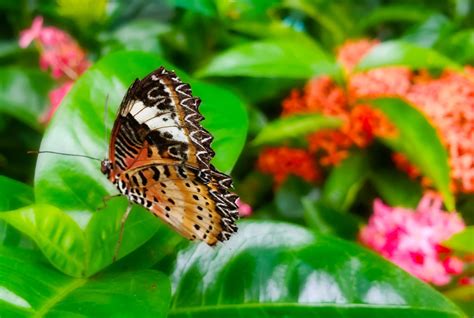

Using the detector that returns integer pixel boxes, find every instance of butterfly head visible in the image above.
[100,159,113,178]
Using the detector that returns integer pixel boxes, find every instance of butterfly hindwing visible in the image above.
[104,66,239,244]
[117,164,238,244]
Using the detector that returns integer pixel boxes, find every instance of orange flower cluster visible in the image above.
[340,39,474,193]
[405,71,474,192]
[259,38,474,192]
[279,74,395,168]
[257,147,321,186]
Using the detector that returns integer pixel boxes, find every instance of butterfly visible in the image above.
[100,67,239,250]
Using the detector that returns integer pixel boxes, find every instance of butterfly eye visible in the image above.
[100,160,112,175]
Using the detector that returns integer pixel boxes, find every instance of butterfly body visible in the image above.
[101,67,238,244]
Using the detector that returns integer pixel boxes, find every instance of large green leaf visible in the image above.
[0,204,87,276]
[0,68,54,130]
[196,36,341,79]
[0,247,171,317]
[0,176,34,247]
[31,51,246,273]
[321,151,369,211]
[355,40,461,71]
[252,114,341,146]
[170,221,464,317]
[0,202,171,277]
[369,98,454,210]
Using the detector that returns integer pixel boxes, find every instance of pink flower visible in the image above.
[42,81,74,123]
[19,16,90,123]
[236,198,252,217]
[19,16,44,48]
[19,16,90,80]
[359,193,465,285]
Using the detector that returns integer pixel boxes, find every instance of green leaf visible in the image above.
[0,201,173,277]
[275,176,313,221]
[282,0,346,44]
[109,226,185,272]
[370,98,454,210]
[0,41,21,59]
[321,152,369,211]
[216,0,279,20]
[452,0,471,21]
[32,51,247,272]
[0,176,33,211]
[170,221,465,317]
[0,176,34,247]
[252,114,341,146]
[0,204,87,277]
[370,168,423,208]
[302,199,361,240]
[444,285,474,318]
[84,199,162,276]
[441,29,474,64]
[443,226,474,253]
[402,14,455,48]
[57,0,107,28]
[171,0,218,16]
[355,40,461,71]
[98,20,170,55]
[357,5,434,32]
[0,67,54,129]
[196,36,341,79]
[0,247,171,317]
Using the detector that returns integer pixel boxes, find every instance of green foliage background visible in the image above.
[0,0,473,317]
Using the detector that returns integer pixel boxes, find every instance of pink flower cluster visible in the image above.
[236,198,252,217]
[360,193,465,285]
[19,16,90,122]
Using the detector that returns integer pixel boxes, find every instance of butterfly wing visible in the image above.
[108,67,214,181]
[106,66,239,244]
[120,164,238,244]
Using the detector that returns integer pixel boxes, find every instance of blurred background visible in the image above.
[0,0,473,316]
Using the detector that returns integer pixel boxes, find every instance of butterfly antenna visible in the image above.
[113,203,133,262]
[104,94,110,158]
[28,150,101,161]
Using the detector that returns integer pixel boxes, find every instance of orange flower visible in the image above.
[280,73,395,167]
[257,147,321,186]
[405,70,474,193]
[282,76,347,117]
[348,67,413,102]
[343,104,396,148]
[307,130,352,166]
[392,153,422,179]
[336,38,379,73]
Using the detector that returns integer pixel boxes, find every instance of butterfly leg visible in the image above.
[96,194,122,211]
[113,203,133,262]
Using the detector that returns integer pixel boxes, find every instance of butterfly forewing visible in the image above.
[104,67,238,244]
[110,67,214,180]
